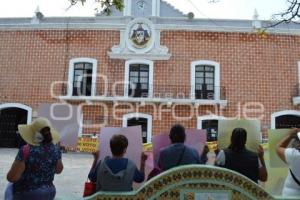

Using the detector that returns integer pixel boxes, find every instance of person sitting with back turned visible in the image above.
[276,128,300,197]
[6,118,63,200]
[88,134,147,192]
[157,124,201,171]
[215,127,267,183]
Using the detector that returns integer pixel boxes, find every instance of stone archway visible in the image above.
[0,103,32,148]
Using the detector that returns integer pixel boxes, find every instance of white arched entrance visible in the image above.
[0,103,32,123]
[271,110,300,129]
[0,103,32,147]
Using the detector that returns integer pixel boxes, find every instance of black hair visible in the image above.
[110,134,128,156]
[291,136,300,150]
[169,124,186,143]
[40,126,53,145]
[228,128,247,152]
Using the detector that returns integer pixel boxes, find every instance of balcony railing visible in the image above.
[58,82,227,105]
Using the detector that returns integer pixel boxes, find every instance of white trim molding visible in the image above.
[197,115,225,129]
[124,59,154,98]
[271,110,300,129]
[122,113,152,143]
[152,0,160,17]
[0,103,32,124]
[67,58,97,97]
[190,60,221,100]
[123,0,131,16]
[59,95,228,106]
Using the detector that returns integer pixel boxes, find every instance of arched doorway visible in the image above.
[0,103,32,148]
[271,110,300,129]
[122,113,152,144]
[197,115,225,142]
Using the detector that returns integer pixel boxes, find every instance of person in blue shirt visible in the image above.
[157,124,201,171]
[88,134,147,191]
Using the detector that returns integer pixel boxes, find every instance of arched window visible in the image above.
[67,58,97,96]
[191,60,220,100]
[197,115,225,142]
[271,110,300,129]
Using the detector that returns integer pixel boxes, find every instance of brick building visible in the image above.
[1,0,300,147]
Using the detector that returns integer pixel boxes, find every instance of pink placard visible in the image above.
[99,126,143,167]
[152,129,207,167]
[37,103,81,148]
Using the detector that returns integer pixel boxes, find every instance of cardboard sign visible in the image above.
[218,119,261,152]
[152,129,207,167]
[37,103,81,148]
[77,137,99,153]
[268,129,290,168]
[99,126,143,167]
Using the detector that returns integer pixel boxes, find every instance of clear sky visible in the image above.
[0,0,288,20]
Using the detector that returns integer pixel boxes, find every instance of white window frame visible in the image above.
[122,113,152,143]
[271,110,300,129]
[191,60,220,100]
[197,115,225,129]
[124,59,154,98]
[67,58,97,97]
[0,103,32,124]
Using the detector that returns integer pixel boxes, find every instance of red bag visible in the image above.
[83,181,96,197]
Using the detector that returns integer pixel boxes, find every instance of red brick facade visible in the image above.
[1,29,300,139]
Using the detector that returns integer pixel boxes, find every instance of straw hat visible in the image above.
[18,117,60,146]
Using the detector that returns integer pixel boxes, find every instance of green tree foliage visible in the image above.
[69,0,124,15]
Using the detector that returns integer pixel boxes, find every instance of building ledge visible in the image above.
[58,96,228,106]
[108,51,171,60]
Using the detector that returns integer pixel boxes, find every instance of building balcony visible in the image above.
[58,83,228,106]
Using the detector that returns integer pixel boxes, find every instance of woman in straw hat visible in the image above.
[6,117,63,200]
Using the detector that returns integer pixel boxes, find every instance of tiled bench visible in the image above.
[84,165,299,200]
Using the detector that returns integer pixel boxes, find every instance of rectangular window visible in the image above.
[195,65,215,99]
[73,62,93,96]
[128,64,149,97]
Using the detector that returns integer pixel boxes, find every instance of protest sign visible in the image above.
[268,129,290,168]
[218,119,261,152]
[99,126,143,167]
[152,129,207,167]
[77,137,99,153]
[37,103,81,148]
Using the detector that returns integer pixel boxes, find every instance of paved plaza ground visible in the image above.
[0,148,287,199]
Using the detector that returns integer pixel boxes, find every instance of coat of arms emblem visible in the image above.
[130,23,151,48]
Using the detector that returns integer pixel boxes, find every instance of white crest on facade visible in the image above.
[126,18,154,53]
[129,22,151,49]
[109,17,171,60]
